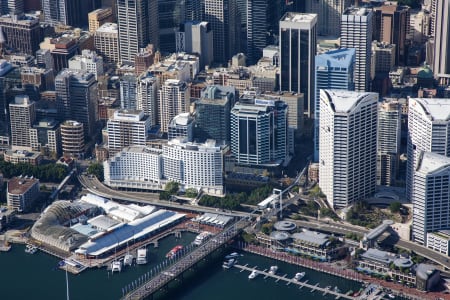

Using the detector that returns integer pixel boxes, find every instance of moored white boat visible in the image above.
[268,265,278,275]
[111,260,122,273]
[222,258,236,269]
[224,252,239,260]
[293,272,305,281]
[25,244,38,254]
[136,248,147,265]
[123,253,134,266]
[248,270,258,279]
[193,231,212,246]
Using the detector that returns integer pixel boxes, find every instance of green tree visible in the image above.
[185,188,198,198]
[165,181,179,194]
[261,223,273,235]
[389,201,402,213]
[87,163,104,181]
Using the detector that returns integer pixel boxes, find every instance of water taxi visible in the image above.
[166,245,183,259]
[136,248,147,265]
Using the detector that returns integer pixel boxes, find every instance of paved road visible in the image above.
[78,174,250,218]
[78,175,450,271]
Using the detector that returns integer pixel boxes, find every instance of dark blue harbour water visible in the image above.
[0,232,362,300]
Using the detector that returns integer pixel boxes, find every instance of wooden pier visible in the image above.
[233,264,354,300]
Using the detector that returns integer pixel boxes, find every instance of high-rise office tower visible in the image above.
[279,12,317,118]
[412,151,450,245]
[119,74,137,110]
[55,69,98,138]
[341,7,373,92]
[313,48,355,162]
[158,0,185,53]
[136,73,159,126]
[373,2,410,65]
[0,60,15,136]
[116,0,159,65]
[194,85,235,143]
[88,7,114,33]
[432,0,450,84]
[305,0,351,37]
[107,109,150,155]
[158,79,190,133]
[231,98,288,166]
[1,0,24,15]
[406,98,450,201]
[204,0,240,64]
[176,21,214,69]
[9,95,35,150]
[246,0,268,65]
[185,0,201,22]
[319,90,378,209]
[94,22,119,65]
[41,0,100,27]
[377,101,401,186]
[0,14,42,55]
[29,118,60,156]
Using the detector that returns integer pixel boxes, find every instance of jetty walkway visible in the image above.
[234,263,354,299]
[121,221,246,300]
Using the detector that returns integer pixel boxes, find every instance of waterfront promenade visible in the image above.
[239,243,449,300]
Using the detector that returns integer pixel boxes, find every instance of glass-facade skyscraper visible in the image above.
[279,12,317,118]
[313,48,355,161]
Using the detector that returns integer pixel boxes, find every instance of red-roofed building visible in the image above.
[7,176,40,212]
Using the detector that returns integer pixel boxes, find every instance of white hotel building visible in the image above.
[107,109,150,155]
[319,90,378,209]
[104,138,224,195]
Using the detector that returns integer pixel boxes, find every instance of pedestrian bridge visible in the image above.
[120,220,247,300]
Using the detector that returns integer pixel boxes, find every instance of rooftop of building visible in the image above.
[167,137,221,151]
[0,13,39,24]
[112,109,146,121]
[360,248,396,265]
[7,176,39,195]
[56,68,95,81]
[281,12,317,23]
[95,22,117,33]
[344,6,372,16]
[114,145,163,156]
[316,48,355,68]
[416,151,450,175]
[291,230,330,247]
[410,98,450,121]
[62,120,82,127]
[170,113,193,126]
[322,89,377,113]
[4,149,41,159]
[33,118,59,129]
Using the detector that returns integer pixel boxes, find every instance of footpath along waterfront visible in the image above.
[0,231,366,300]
